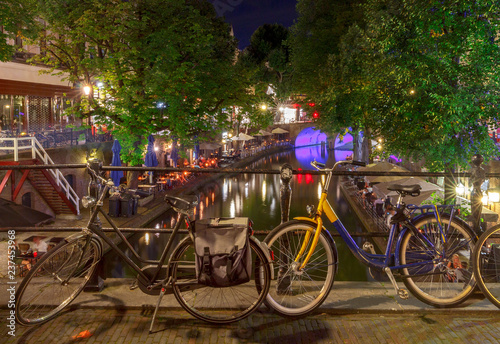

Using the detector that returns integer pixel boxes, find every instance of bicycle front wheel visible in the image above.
[171,236,271,324]
[473,224,500,309]
[263,220,337,317]
[15,235,102,325]
[400,214,475,307]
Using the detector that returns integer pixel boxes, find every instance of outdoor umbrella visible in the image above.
[358,161,410,183]
[110,139,124,187]
[258,129,273,136]
[238,132,255,141]
[271,127,289,134]
[144,134,158,183]
[373,177,442,205]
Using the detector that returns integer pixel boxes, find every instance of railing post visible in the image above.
[277,163,293,293]
[84,158,105,292]
[470,154,485,234]
[280,163,293,223]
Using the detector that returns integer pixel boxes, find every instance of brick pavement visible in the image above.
[1,308,499,344]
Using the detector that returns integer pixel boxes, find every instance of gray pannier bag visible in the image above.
[193,217,252,287]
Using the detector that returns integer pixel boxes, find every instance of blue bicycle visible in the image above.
[264,160,477,317]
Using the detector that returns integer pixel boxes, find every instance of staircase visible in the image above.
[0,137,80,215]
[28,168,75,215]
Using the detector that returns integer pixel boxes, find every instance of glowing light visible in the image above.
[262,180,267,202]
[261,104,267,110]
[318,183,322,199]
[83,85,91,95]
[409,89,415,95]
[456,183,466,196]
[230,200,236,217]
[145,233,150,245]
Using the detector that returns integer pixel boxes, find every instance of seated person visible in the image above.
[32,236,48,254]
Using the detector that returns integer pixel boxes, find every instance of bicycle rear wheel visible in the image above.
[473,224,500,308]
[263,220,337,317]
[171,236,270,324]
[399,214,475,307]
[15,235,101,325]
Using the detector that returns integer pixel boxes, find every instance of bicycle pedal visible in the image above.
[398,289,409,300]
[129,279,139,290]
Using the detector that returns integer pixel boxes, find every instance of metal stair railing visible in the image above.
[0,137,80,215]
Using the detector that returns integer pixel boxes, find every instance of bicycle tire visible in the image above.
[473,224,500,309]
[399,213,476,307]
[171,236,271,324]
[15,235,102,325]
[263,220,337,317]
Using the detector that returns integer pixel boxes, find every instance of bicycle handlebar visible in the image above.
[311,160,366,171]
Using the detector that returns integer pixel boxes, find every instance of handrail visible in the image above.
[0,137,80,214]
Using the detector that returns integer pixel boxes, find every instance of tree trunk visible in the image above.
[353,131,363,161]
[361,127,372,164]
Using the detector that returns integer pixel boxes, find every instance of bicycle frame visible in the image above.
[82,163,190,291]
[296,161,454,274]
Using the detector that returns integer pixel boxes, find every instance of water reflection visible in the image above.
[105,147,373,281]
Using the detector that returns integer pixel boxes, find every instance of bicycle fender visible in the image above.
[291,217,339,276]
[250,236,275,280]
[62,233,103,255]
[394,228,409,266]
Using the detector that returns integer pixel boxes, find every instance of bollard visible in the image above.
[84,158,105,292]
[470,154,485,235]
[280,163,293,223]
[278,164,293,293]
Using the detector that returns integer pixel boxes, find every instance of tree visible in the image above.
[290,0,366,97]
[290,0,371,161]
[365,0,500,171]
[241,24,293,124]
[0,0,38,61]
[27,0,249,166]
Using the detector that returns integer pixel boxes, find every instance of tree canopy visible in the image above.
[26,0,256,164]
[365,0,500,170]
[0,0,38,61]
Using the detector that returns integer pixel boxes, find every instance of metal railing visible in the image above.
[0,136,80,214]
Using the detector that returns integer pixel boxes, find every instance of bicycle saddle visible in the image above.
[164,195,198,210]
[387,184,421,196]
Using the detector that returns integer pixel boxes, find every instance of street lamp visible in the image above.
[260,104,267,110]
[83,85,91,96]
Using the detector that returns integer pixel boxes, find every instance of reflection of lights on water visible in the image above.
[321,175,325,185]
[318,183,322,199]
[145,233,150,245]
[262,180,267,202]
[230,200,236,217]
[206,196,209,207]
[211,192,215,203]
[245,184,248,198]
[223,179,228,202]
[270,198,276,215]
[155,233,160,238]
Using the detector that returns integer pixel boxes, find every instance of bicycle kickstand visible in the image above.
[149,277,171,334]
[384,267,409,299]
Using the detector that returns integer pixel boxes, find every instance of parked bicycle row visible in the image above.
[7,159,500,333]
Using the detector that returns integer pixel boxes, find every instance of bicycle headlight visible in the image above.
[82,196,96,208]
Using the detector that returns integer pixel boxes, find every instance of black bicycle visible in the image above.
[15,160,271,328]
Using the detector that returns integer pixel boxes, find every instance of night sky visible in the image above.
[213,0,298,49]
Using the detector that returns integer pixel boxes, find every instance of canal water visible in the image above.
[105,146,372,281]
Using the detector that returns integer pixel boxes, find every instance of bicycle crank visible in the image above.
[384,267,409,300]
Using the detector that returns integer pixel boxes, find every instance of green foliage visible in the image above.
[27,0,250,164]
[0,0,39,61]
[365,0,500,170]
